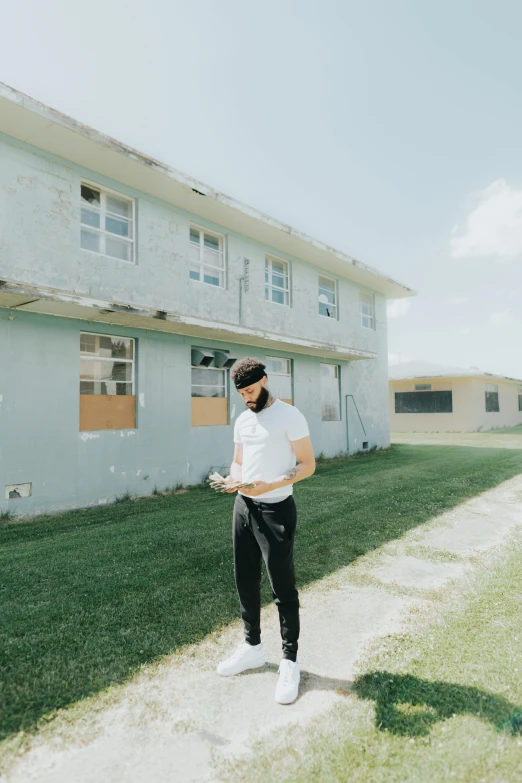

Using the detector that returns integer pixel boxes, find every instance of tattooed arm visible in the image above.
[267,436,316,492]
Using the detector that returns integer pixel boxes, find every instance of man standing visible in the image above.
[216,357,315,704]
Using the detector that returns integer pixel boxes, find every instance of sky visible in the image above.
[1,0,521,378]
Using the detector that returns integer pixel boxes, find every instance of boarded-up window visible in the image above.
[266,357,293,404]
[485,383,499,413]
[80,333,135,430]
[320,363,340,421]
[395,391,453,413]
[191,367,228,426]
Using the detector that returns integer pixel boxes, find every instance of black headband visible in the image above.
[234,367,267,389]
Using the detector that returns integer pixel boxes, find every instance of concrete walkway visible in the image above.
[2,474,522,783]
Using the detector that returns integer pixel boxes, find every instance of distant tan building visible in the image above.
[389,361,522,433]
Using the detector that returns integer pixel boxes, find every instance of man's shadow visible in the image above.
[265,664,522,737]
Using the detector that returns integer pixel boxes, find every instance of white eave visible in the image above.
[389,361,522,385]
[0,83,414,300]
[0,282,377,362]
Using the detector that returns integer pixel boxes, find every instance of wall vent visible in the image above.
[5,483,32,500]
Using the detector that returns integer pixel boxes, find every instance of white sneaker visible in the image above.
[275,659,300,704]
[216,642,265,676]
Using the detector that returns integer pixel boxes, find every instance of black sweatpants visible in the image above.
[233,493,300,662]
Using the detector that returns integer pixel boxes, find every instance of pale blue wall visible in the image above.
[0,132,391,517]
[0,308,389,517]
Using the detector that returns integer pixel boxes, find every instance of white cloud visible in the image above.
[447,296,468,305]
[451,179,522,259]
[388,352,410,365]
[489,309,510,326]
[387,299,412,319]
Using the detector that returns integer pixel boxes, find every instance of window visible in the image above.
[191,366,228,426]
[318,276,337,318]
[81,184,134,262]
[320,363,340,421]
[79,333,136,431]
[395,391,453,414]
[414,384,432,391]
[266,357,293,404]
[265,256,290,305]
[485,383,499,413]
[191,367,227,398]
[360,292,374,329]
[189,226,225,287]
[519,386,522,413]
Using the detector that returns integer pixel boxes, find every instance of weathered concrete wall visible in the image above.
[0,309,389,518]
[348,294,390,450]
[0,133,381,356]
[389,377,522,432]
[0,132,392,517]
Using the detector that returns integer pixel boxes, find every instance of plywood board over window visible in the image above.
[191,366,228,426]
[80,333,136,431]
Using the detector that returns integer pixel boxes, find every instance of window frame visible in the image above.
[265,255,291,307]
[80,181,136,264]
[395,390,453,414]
[80,331,136,396]
[189,223,226,289]
[485,383,500,413]
[414,383,432,391]
[318,275,338,319]
[320,362,341,421]
[360,291,375,329]
[190,365,228,398]
[518,385,522,412]
[265,356,293,402]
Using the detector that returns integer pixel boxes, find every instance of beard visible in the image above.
[247,385,270,413]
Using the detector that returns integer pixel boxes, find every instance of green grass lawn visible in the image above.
[228,539,522,783]
[484,423,522,435]
[1,444,522,744]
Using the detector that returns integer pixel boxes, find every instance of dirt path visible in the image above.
[2,474,522,783]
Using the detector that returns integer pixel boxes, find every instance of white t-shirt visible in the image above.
[233,399,310,503]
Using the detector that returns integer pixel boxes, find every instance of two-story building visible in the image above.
[0,84,414,517]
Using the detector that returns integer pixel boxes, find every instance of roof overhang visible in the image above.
[389,373,522,385]
[0,281,376,362]
[0,83,415,300]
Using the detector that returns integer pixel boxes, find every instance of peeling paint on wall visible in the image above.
[80,432,100,442]
[109,466,115,473]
